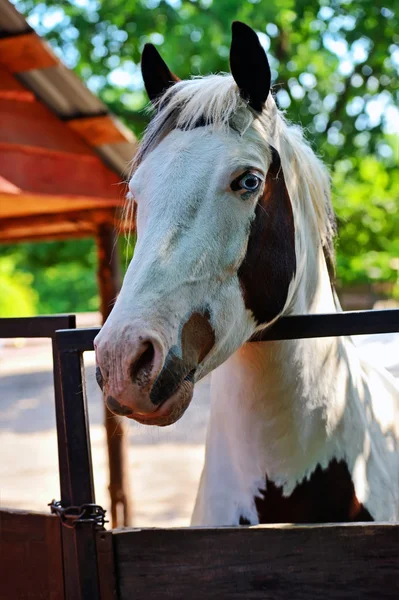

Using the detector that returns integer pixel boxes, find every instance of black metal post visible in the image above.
[54,332,102,600]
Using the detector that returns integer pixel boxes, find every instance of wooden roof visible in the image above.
[0,0,137,243]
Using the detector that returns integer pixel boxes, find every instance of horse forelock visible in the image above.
[131,75,254,173]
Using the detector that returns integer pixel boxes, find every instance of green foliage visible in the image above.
[333,135,399,286]
[2,0,398,315]
[14,0,399,150]
[0,256,38,316]
[0,240,99,315]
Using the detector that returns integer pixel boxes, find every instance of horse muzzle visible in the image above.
[94,310,214,426]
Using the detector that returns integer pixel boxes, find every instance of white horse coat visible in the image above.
[95,22,399,525]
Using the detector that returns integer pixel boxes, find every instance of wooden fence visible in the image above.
[1,311,398,599]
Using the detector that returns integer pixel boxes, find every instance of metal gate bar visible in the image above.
[0,315,76,339]
[55,309,399,353]
[54,330,103,599]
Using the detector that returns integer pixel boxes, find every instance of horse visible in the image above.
[94,22,399,525]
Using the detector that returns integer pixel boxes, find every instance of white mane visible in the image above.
[133,73,336,271]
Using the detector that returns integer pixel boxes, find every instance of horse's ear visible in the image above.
[141,43,180,103]
[229,21,271,112]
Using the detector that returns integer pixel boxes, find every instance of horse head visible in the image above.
[94,22,300,425]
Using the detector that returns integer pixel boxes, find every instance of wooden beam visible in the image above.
[97,223,122,320]
[0,207,117,243]
[0,98,97,154]
[96,223,132,529]
[67,115,134,147]
[0,88,34,101]
[0,229,94,244]
[0,33,58,73]
[0,67,26,91]
[110,523,399,600]
[0,207,117,230]
[0,146,123,201]
[0,191,121,219]
[0,67,34,101]
[0,174,20,193]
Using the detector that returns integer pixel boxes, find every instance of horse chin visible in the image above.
[127,380,195,427]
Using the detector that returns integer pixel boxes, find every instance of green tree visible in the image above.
[333,135,399,289]
[0,256,38,316]
[0,239,99,314]
[2,0,398,315]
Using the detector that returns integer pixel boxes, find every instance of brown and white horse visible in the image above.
[95,22,399,525]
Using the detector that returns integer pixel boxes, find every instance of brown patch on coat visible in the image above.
[181,310,215,365]
[150,310,215,406]
[255,459,373,524]
[238,147,296,325]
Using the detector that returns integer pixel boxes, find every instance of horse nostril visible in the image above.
[96,366,104,391]
[130,341,155,388]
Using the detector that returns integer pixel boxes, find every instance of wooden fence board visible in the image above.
[0,509,64,600]
[97,531,119,600]
[112,523,399,600]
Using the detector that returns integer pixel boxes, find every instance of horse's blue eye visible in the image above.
[238,173,261,191]
[231,171,262,194]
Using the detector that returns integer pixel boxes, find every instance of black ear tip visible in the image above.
[230,20,271,113]
[141,42,179,103]
[232,21,257,38]
[232,20,244,31]
[142,43,157,60]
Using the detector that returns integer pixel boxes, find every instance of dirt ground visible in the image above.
[0,313,397,527]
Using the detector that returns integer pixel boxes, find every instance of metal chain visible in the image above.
[49,499,108,529]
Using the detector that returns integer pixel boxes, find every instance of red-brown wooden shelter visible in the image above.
[0,0,136,527]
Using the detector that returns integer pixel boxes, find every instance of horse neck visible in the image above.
[210,244,347,488]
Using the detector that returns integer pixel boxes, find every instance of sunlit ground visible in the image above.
[0,313,398,527]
